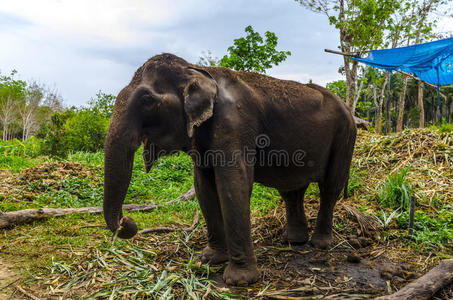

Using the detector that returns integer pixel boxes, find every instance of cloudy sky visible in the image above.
[0,0,451,106]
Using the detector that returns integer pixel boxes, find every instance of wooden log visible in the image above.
[377,259,453,300]
[354,116,372,130]
[0,187,195,229]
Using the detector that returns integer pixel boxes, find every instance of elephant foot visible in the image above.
[310,232,332,249]
[200,245,228,265]
[223,262,260,286]
[283,227,309,244]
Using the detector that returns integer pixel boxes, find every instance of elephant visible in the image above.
[103,53,357,286]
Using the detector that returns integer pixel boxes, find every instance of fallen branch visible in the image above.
[0,187,195,229]
[16,285,41,300]
[139,209,199,234]
[377,258,453,300]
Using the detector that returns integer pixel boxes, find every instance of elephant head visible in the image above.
[103,54,217,239]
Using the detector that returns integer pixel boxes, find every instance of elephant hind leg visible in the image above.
[279,185,309,244]
[311,130,356,249]
[310,182,342,249]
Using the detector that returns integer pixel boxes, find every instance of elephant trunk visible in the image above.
[103,118,140,239]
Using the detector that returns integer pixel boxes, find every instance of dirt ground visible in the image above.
[1,191,452,299]
[0,258,20,300]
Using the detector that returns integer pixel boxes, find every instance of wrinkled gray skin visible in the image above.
[103,53,356,286]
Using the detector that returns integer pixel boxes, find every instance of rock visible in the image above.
[392,276,406,286]
[348,237,362,249]
[358,236,370,247]
[380,270,393,280]
[381,265,403,278]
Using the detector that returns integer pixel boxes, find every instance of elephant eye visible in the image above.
[141,94,154,102]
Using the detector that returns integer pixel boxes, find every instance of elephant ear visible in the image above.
[183,67,217,137]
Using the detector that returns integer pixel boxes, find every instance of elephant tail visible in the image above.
[343,177,349,199]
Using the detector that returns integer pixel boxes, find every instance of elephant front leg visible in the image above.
[194,167,228,265]
[214,164,259,286]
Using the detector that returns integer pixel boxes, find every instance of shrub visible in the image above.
[39,110,75,157]
[429,123,453,133]
[64,109,109,153]
[0,136,41,157]
[39,109,109,157]
[377,167,413,210]
[396,208,453,248]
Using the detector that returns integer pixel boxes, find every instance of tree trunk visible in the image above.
[418,81,424,128]
[376,106,383,135]
[375,76,389,135]
[396,76,408,132]
[352,75,364,114]
[378,259,453,300]
[384,72,392,134]
[447,97,453,123]
[0,188,196,229]
[343,57,354,108]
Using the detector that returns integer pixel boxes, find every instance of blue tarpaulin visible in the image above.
[352,37,453,86]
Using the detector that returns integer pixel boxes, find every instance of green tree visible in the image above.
[39,110,76,157]
[0,70,27,140]
[19,81,44,140]
[64,109,110,153]
[219,25,291,73]
[326,80,347,100]
[295,0,397,108]
[88,90,115,118]
[39,91,113,157]
[390,0,446,131]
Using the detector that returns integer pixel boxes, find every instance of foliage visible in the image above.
[0,129,451,297]
[87,90,115,118]
[40,108,109,157]
[63,109,110,153]
[376,208,401,228]
[39,110,76,157]
[38,91,114,157]
[219,25,291,73]
[0,136,44,171]
[429,123,453,133]
[0,136,41,157]
[0,70,27,140]
[377,167,413,210]
[295,0,398,107]
[396,208,453,248]
[326,80,347,100]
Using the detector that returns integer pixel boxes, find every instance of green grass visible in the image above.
[0,154,42,172]
[377,167,413,210]
[0,137,46,172]
[396,207,453,249]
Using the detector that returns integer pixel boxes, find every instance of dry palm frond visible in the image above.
[342,204,381,236]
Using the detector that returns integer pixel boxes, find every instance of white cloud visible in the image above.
[0,0,221,44]
[0,1,352,105]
